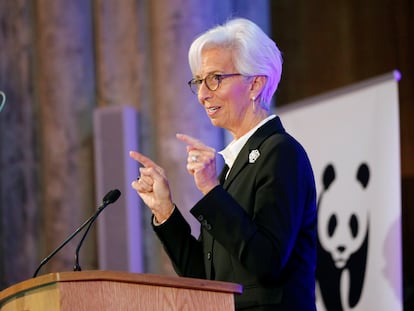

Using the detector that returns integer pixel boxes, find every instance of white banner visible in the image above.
[278,71,402,311]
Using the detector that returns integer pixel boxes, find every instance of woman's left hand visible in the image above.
[176,133,219,195]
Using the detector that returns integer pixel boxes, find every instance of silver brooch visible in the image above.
[249,149,260,163]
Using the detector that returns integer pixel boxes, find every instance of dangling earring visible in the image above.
[251,96,256,111]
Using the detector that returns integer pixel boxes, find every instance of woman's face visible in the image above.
[196,48,253,138]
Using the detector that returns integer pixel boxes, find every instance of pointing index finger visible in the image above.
[176,133,207,149]
[129,151,157,168]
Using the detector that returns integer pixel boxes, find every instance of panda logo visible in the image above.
[317,162,370,310]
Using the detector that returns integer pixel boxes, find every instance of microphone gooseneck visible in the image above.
[73,189,121,271]
[33,189,121,278]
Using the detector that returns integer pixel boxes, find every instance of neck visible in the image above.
[231,110,269,140]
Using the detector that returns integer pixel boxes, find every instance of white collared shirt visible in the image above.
[218,115,276,177]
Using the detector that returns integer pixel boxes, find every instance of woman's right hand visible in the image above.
[129,151,174,223]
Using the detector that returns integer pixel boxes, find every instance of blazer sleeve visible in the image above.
[153,206,206,279]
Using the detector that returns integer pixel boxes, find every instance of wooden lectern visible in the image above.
[0,271,242,310]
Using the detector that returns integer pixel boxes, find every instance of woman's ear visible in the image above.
[250,75,267,98]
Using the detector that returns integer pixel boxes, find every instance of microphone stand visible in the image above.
[73,206,105,271]
[73,189,120,271]
[33,212,99,278]
[33,189,120,278]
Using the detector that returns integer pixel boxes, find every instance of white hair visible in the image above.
[188,18,283,109]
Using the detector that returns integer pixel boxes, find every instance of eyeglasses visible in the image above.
[187,73,243,95]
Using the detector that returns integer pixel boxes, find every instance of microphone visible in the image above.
[33,189,121,278]
[73,189,121,271]
[0,91,6,112]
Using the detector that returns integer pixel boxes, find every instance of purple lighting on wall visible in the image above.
[393,70,402,81]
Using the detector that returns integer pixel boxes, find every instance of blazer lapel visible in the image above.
[222,117,285,189]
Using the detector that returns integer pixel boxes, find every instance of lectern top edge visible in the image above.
[0,270,243,305]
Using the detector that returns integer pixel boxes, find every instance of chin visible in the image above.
[209,118,222,128]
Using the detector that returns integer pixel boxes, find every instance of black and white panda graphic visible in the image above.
[317,162,370,310]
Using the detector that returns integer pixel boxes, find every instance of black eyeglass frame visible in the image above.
[187,73,243,95]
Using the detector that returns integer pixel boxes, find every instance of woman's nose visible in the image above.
[197,82,212,103]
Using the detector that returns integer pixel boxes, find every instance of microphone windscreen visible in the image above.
[103,189,121,204]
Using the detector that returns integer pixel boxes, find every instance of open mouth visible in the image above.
[206,106,221,115]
